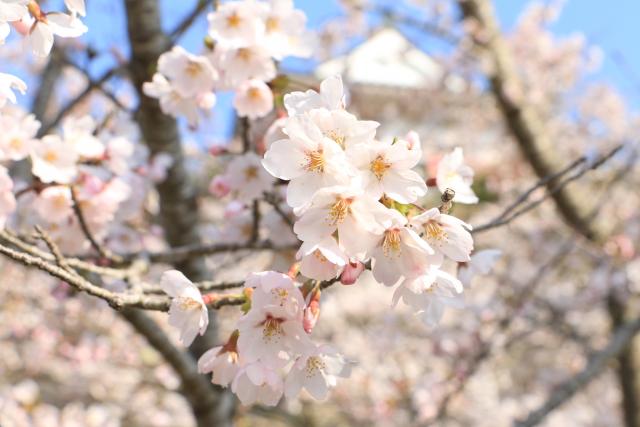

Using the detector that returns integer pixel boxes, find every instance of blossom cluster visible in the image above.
[0,105,172,253]
[261,74,477,326]
[144,0,312,125]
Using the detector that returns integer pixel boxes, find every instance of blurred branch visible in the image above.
[169,0,214,41]
[514,315,640,427]
[472,144,624,234]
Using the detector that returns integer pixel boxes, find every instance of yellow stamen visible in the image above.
[370,155,391,180]
[236,48,251,61]
[43,150,58,163]
[247,87,262,100]
[328,197,351,226]
[305,356,326,377]
[178,297,201,310]
[325,130,345,148]
[226,12,241,28]
[244,166,258,180]
[185,61,203,77]
[266,17,279,32]
[424,221,447,243]
[9,138,22,150]
[305,149,325,173]
[262,316,284,342]
[382,228,402,257]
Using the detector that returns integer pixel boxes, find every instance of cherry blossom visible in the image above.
[0,0,28,43]
[457,249,502,287]
[297,236,348,281]
[207,1,265,48]
[285,344,351,400]
[409,208,473,264]
[222,152,274,201]
[198,333,241,387]
[0,72,26,107]
[32,185,73,224]
[293,184,395,259]
[436,147,479,204]
[233,79,274,119]
[0,109,39,161]
[231,362,284,406]
[262,114,354,209]
[157,46,218,97]
[260,0,313,59]
[283,74,345,116]
[25,2,88,57]
[392,266,464,326]
[369,210,434,286]
[30,135,79,184]
[160,270,209,347]
[347,137,428,203]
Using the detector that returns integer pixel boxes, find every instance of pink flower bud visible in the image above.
[208,145,226,156]
[303,291,321,333]
[209,175,231,198]
[340,261,365,285]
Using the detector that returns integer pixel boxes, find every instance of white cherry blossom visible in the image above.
[238,272,309,366]
[369,210,434,286]
[283,74,345,116]
[297,236,347,281]
[436,147,479,204]
[0,0,28,43]
[30,135,79,184]
[198,341,240,387]
[32,186,73,224]
[233,79,274,119]
[260,0,312,59]
[224,152,274,201]
[262,114,354,209]
[157,46,218,97]
[207,1,265,48]
[409,208,473,264]
[392,266,464,326]
[218,45,276,87]
[0,110,39,161]
[457,249,502,287]
[231,362,283,406]
[348,138,427,203]
[293,184,395,260]
[27,8,88,57]
[61,116,105,159]
[160,270,209,347]
[309,108,378,151]
[0,72,26,107]
[285,344,351,400]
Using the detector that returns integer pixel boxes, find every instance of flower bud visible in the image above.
[209,175,231,198]
[340,261,365,285]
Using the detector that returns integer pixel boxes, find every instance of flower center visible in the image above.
[185,61,203,77]
[247,87,262,100]
[382,228,402,257]
[266,16,279,32]
[262,316,284,342]
[325,130,345,148]
[424,221,447,243]
[244,165,258,180]
[9,138,22,150]
[53,194,68,209]
[226,12,241,28]
[370,155,390,180]
[236,48,251,61]
[305,356,326,377]
[43,150,58,163]
[305,149,325,173]
[328,197,351,226]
